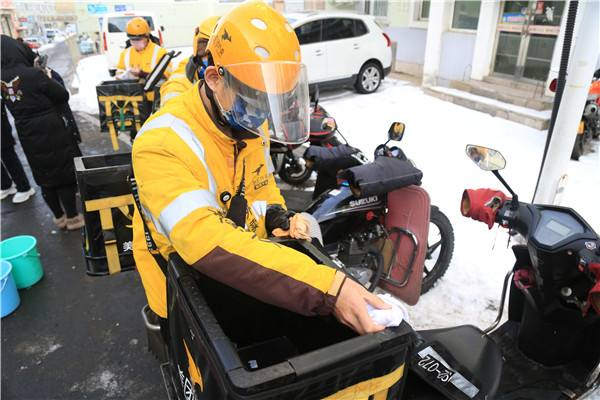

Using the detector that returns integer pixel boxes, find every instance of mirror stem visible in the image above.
[492,170,519,210]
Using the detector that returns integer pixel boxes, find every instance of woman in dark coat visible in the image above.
[1,35,83,230]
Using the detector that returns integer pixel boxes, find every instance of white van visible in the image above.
[100,12,164,70]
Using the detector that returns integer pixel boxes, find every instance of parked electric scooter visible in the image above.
[549,74,600,160]
[407,144,600,399]
[304,122,454,295]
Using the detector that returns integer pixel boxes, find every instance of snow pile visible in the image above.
[70,55,111,115]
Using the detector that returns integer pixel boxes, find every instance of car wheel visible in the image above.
[355,62,382,94]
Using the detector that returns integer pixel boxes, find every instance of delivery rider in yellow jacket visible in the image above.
[116,17,172,79]
[132,1,388,335]
[160,16,220,106]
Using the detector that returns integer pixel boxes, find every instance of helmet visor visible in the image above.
[222,62,309,145]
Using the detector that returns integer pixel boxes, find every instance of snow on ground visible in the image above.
[69,61,599,332]
[70,55,111,115]
[319,79,600,330]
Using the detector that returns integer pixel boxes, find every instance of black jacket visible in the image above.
[1,35,81,187]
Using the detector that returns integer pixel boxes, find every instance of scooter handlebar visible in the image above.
[460,188,511,229]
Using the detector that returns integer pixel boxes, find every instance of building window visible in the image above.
[419,0,430,20]
[452,0,481,30]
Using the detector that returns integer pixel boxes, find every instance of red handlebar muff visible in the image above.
[461,188,510,229]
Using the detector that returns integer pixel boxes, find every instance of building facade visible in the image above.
[0,0,20,38]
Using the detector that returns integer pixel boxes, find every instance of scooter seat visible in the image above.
[415,325,502,399]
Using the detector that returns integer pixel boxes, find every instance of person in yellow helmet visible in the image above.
[160,16,219,106]
[132,1,389,335]
[116,17,172,80]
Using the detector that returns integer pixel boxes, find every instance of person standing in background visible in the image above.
[1,35,84,230]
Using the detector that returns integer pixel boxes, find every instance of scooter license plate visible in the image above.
[416,353,455,383]
[414,346,480,399]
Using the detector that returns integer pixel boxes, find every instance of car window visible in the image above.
[354,19,368,36]
[323,18,355,41]
[294,20,322,45]
[107,16,155,33]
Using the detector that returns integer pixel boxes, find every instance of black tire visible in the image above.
[278,159,313,185]
[571,134,584,161]
[421,207,454,294]
[355,61,383,94]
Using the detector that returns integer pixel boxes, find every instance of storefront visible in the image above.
[492,0,565,81]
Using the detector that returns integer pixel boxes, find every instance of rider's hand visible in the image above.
[130,67,142,77]
[333,276,390,334]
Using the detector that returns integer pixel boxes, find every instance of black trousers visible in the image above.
[1,145,31,192]
[41,184,78,219]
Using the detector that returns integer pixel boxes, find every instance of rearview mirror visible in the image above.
[388,122,405,141]
[321,117,336,132]
[465,145,506,171]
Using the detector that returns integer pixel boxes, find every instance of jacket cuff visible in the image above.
[315,270,347,315]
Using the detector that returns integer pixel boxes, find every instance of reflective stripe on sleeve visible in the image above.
[159,189,220,235]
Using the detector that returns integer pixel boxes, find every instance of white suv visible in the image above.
[286,12,392,94]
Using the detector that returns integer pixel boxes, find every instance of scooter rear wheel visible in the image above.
[421,207,454,294]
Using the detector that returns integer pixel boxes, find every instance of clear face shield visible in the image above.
[217,62,310,145]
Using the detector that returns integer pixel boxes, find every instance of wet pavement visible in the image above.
[1,112,312,399]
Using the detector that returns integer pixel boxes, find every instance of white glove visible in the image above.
[366,293,409,327]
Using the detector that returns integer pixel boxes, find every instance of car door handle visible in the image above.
[353,44,359,49]
[315,50,323,56]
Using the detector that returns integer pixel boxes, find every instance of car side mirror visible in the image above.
[321,117,336,132]
[388,122,405,141]
[465,144,506,171]
[549,78,557,92]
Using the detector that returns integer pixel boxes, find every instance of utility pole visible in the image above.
[533,0,599,205]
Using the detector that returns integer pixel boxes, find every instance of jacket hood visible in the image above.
[1,35,36,68]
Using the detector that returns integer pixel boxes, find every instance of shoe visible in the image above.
[12,188,35,204]
[1,186,17,200]
[66,214,85,230]
[53,215,67,229]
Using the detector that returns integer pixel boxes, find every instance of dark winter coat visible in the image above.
[1,35,81,188]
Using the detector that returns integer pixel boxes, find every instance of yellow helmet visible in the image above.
[193,16,220,56]
[206,1,309,145]
[126,17,150,39]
